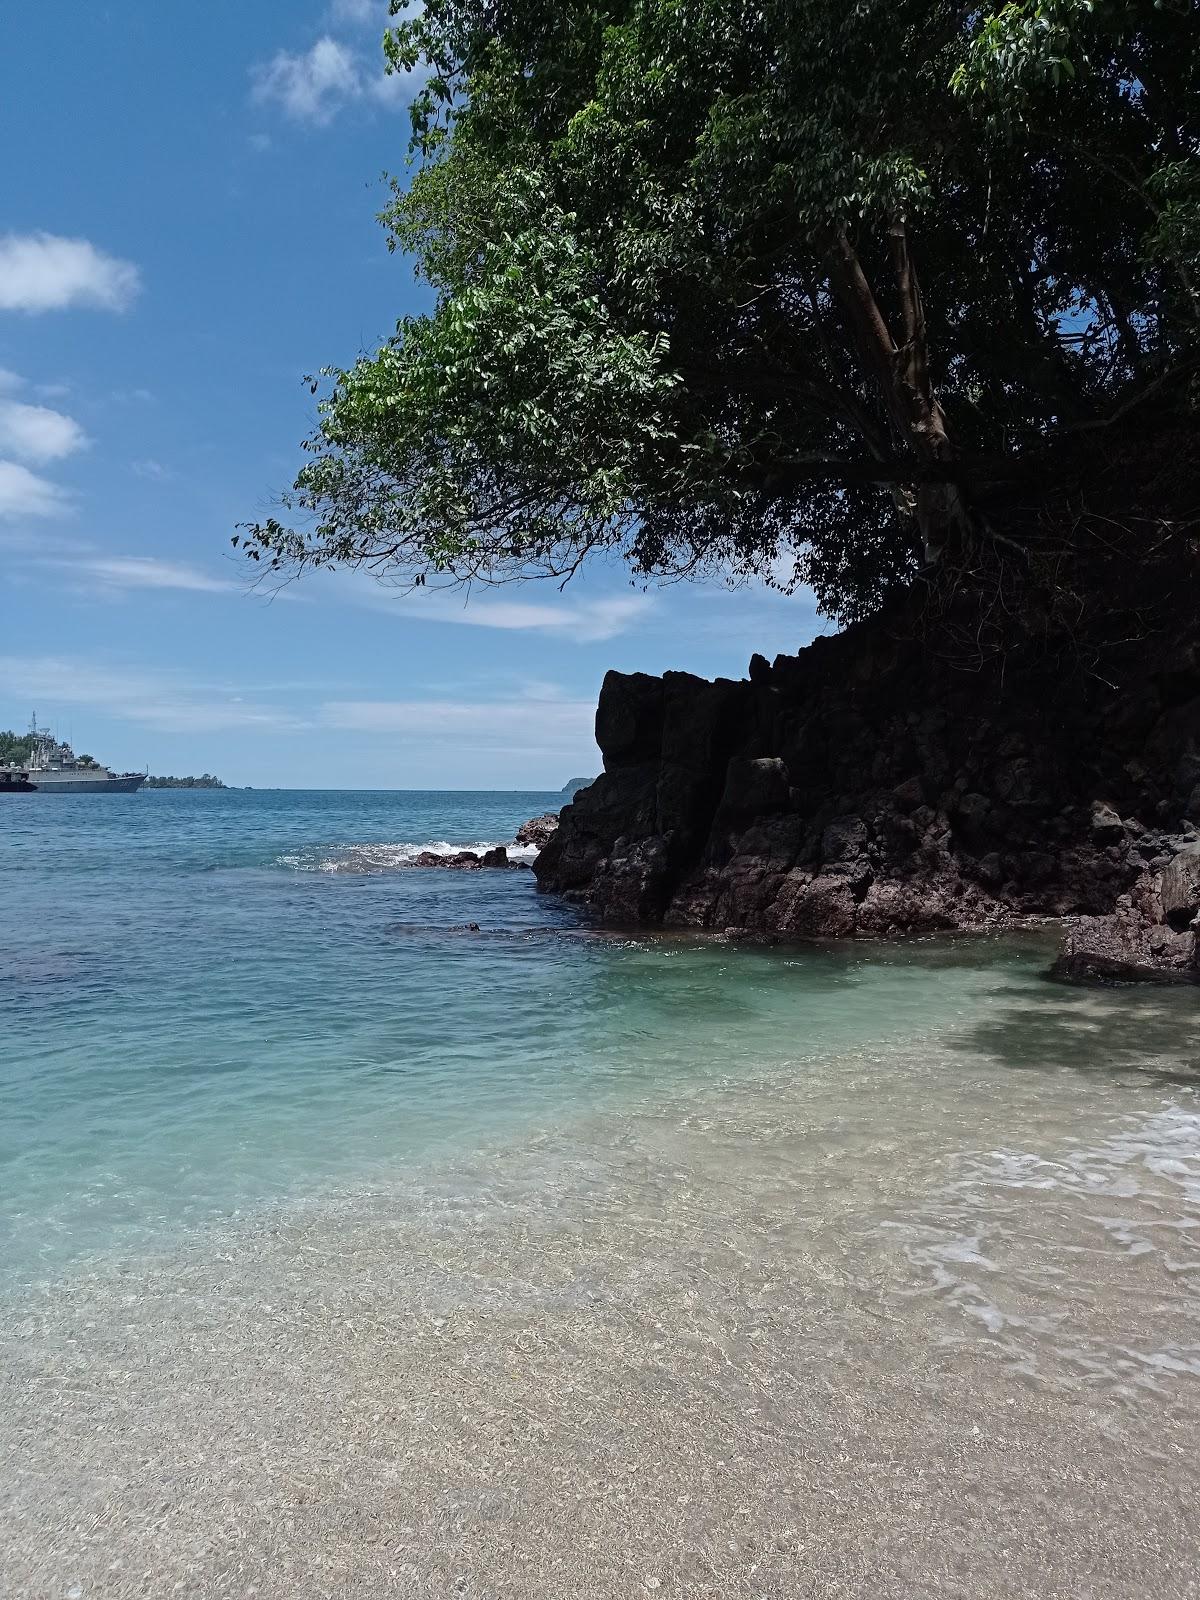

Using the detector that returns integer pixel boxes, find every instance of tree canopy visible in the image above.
[0,731,36,767]
[243,0,1199,625]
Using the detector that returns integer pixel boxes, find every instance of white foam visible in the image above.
[276,840,534,874]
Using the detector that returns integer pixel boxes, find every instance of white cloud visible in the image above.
[73,556,240,595]
[131,458,173,481]
[448,594,651,642]
[0,655,306,734]
[0,460,70,518]
[0,399,87,464]
[354,581,653,642]
[251,36,361,124]
[251,26,426,124]
[0,232,141,314]
[322,690,597,754]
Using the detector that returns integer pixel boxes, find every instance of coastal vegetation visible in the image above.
[242,0,1198,648]
[0,732,37,766]
[0,731,97,769]
[145,774,227,789]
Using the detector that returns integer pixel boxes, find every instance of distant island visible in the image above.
[145,774,227,789]
[561,776,595,796]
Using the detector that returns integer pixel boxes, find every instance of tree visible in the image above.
[0,731,35,767]
[242,0,1199,627]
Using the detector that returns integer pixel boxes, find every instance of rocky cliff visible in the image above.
[534,603,1200,981]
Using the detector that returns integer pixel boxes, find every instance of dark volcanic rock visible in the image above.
[412,850,482,869]
[412,846,513,870]
[514,812,560,850]
[533,608,1200,980]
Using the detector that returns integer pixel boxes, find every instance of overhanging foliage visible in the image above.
[243,0,1199,624]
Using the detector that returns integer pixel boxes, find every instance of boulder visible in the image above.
[514,812,560,849]
[1053,910,1197,984]
[412,850,484,869]
[411,846,513,870]
[1159,845,1200,930]
[1090,800,1126,844]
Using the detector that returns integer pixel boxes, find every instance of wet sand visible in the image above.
[3,996,1200,1599]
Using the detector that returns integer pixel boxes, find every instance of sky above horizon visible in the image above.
[0,2,823,788]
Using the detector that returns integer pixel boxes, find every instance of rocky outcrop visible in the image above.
[515,813,560,849]
[413,845,514,869]
[1053,843,1200,982]
[534,606,1200,981]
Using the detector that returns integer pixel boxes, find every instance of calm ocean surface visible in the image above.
[4,787,575,1278]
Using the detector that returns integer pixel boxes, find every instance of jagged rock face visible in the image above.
[534,617,1200,980]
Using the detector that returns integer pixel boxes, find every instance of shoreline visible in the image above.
[4,977,1200,1598]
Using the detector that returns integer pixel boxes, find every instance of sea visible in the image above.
[3,788,1200,1597]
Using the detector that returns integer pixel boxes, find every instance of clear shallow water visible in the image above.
[3,788,575,1278]
[5,790,1200,1596]
[3,787,1200,1290]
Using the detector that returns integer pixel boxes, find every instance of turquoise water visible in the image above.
[4,787,1197,1289]
[7,790,1200,1599]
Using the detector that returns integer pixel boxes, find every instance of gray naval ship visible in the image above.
[5,719,146,794]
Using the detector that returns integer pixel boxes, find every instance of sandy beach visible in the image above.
[5,996,1199,1599]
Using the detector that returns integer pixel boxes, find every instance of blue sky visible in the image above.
[0,1,821,788]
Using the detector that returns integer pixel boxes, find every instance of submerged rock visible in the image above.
[534,602,1200,982]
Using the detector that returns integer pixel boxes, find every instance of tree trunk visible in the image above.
[826,225,974,562]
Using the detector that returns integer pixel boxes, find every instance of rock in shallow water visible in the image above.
[514,812,560,849]
[534,609,1200,982]
[411,846,514,870]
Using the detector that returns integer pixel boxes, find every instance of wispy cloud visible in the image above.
[351,581,653,643]
[72,556,241,595]
[0,460,71,519]
[323,689,597,755]
[0,656,307,734]
[0,233,141,314]
[131,458,174,482]
[16,543,288,603]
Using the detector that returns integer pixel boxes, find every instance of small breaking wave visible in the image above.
[276,840,539,874]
